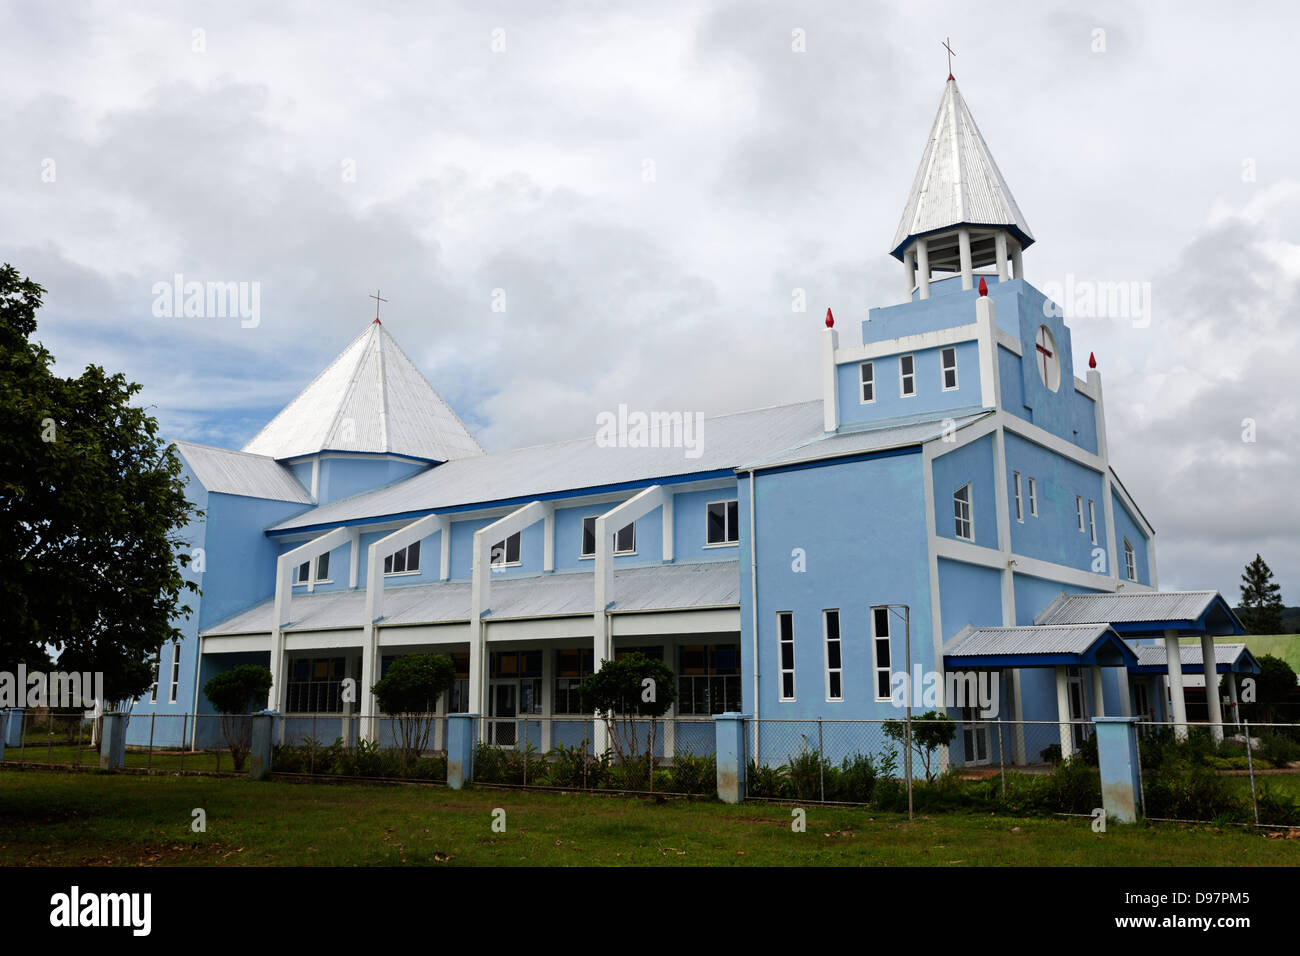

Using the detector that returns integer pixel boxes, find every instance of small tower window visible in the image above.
[953,483,973,541]
[1013,471,1023,522]
[899,354,916,397]
[860,362,875,403]
[1124,538,1137,581]
[941,347,958,390]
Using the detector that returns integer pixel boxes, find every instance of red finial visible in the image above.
[1088,351,1097,369]
[373,317,381,324]
[978,275,988,297]
[825,307,834,328]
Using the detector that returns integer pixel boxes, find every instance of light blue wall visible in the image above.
[837,340,983,427]
[1003,431,1109,577]
[931,433,998,550]
[937,558,1004,637]
[742,449,932,722]
[1112,492,1152,586]
[314,455,429,506]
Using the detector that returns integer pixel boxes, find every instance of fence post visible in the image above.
[3,708,21,752]
[1093,716,1142,823]
[249,710,276,781]
[99,712,127,771]
[1243,719,1259,826]
[446,713,478,790]
[714,712,747,804]
[0,712,6,762]
[996,718,1006,800]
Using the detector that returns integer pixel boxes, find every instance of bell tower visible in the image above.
[891,76,1034,300]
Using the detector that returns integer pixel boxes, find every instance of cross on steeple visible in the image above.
[369,289,388,324]
[942,37,956,80]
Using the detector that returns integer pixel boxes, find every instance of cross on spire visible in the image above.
[942,37,956,80]
[369,289,388,324]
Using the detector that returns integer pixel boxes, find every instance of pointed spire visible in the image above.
[825,307,834,328]
[242,323,484,463]
[890,79,1034,261]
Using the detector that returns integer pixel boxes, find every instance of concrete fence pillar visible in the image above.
[3,708,22,748]
[99,712,127,771]
[249,711,277,780]
[714,712,748,804]
[1094,716,1143,823]
[447,713,478,790]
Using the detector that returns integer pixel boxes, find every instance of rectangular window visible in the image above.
[1028,477,1038,517]
[383,540,421,575]
[899,353,916,397]
[295,552,331,585]
[1013,471,1024,522]
[676,644,742,715]
[823,610,842,701]
[859,361,874,403]
[706,500,740,545]
[1124,539,1137,581]
[149,656,159,704]
[871,607,892,701]
[777,612,795,701]
[1075,495,1085,532]
[941,346,958,390]
[581,516,598,557]
[168,641,181,704]
[614,522,635,555]
[1087,499,1097,545]
[953,483,973,541]
[490,530,522,566]
[553,648,594,715]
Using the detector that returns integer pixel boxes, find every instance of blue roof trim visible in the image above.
[265,467,737,537]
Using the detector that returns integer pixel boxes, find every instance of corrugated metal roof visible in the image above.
[1133,643,1248,668]
[174,440,313,503]
[269,401,825,532]
[890,79,1034,259]
[745,410,990,470]
[203,561,739,636]
[1036,591,1223,626]
[944,623,1114,658]
[242,322,484,463]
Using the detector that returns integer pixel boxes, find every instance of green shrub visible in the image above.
[667,752,716,795]
[1257,733,1300,769]
[746,761,789,799]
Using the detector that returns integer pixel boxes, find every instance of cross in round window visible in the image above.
[1035,325,1060,392]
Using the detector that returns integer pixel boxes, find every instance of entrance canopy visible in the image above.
[1034,590,1245,637]
[943,623,1137,670]
[1128,642,1261,677]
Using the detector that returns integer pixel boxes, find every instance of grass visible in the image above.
[4,743,233,774]
[0,767,1297,866]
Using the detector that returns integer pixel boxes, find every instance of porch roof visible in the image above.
[1128,641,1261,676]
[202,560,740,637]
[1034,590,1245,637]
[943,623,1138,669]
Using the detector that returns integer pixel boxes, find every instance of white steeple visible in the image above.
[242,320,484,463]
[891,77,1034,298]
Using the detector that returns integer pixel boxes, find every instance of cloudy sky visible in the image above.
[3,0,1297,601]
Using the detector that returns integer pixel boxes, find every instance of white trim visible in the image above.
[822,327,840,432]
[995,328,1022,356]
[859,360,875,404]
[836,322,979,364]
[822,608,843,702]
[953,482,973,541]
[705,498,740,546]
[940,345,959,392]
[777,610,795,701]
[931,536,1121,592]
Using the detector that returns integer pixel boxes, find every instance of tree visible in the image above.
[370,654,456,767]
[0,264,199,705]
[204,664,273,772]
[1238,554,1283,635]
[578,652,677,785]
[1224,654,1297,725]
[883,711,957,781]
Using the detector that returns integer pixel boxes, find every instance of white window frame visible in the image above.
[859,361,875,404]
[384,540,422,576]
[777,611,795,702]
[1028,477,1038,517]
[705,499,740,547]
[940,346,958,391]
[490,530,523,567]
[294,552,332,586]
[899,353,916,397]
[1124,538,1137,581]
[870,606,893,702]
[1013,471,1024,523]
[953,483,973,541]
[613,522,636,556]
[149,657,159,704]
[580,515,600,558]
[1087,499,1097,546]
[1075,495,1085,532]
[168,640,181,704]
[822,609,843,702]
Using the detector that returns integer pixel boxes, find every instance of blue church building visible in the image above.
[131,77,1253,767]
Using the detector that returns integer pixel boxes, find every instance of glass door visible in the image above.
[960,706,990,765]
[489,681,517,746]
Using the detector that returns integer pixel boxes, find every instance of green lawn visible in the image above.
[0,768,1296,866]
[4,744,233,774]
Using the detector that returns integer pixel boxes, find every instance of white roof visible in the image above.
[891,78,1034,259]
[173,440,313,503]
[1133,642,1250,670]
[204,561,740,635]
[944,623,1118,658]
[744,410,991,470]
[242,321,484,463]
[1035,591,1231,627]
[269,400,827,533]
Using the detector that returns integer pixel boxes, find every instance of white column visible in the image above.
[994,231,1009,282]
[916,239,931,300]
[1055,666,1074,760]
[1200,632,1225,743]
[821,326,839,433]
[958,227,973,290]
[541,645,554,751]
[903,247,917,298]
[1010,240,1023,281]
[1227,672,1240,727]
[1116,666,1132,717]
[1164,629,1188,741]
[1090,666,1105,719]
[662,642,675,760]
